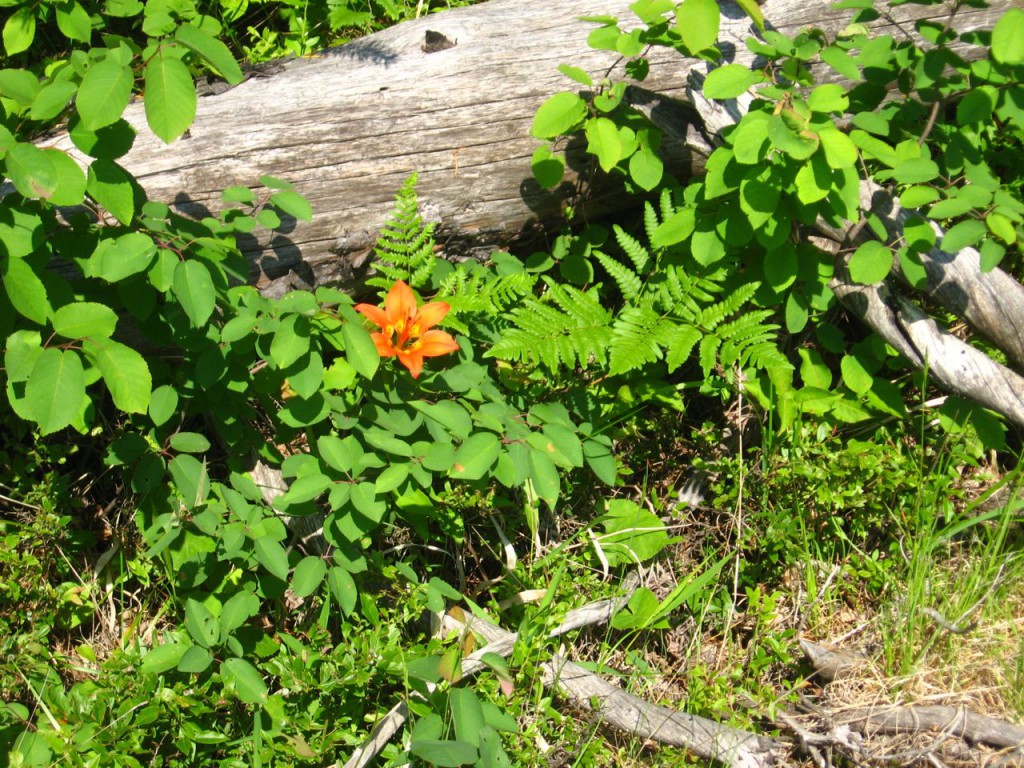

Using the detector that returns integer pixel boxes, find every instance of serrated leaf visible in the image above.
[173,260,217,328]
[77,57,133,130]
[629,145,663,191]
[818,128,857,169]
[26,348,86,435]
[807,84,848,113]
[144,50,197,143]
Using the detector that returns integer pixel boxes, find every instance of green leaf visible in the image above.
[0,69,40,106]
[270,315,311,369]
[87,160,137,225]
[169,454,209,509]
[794,154,831,204]
[409,740,478,767]
[992,8,1024,65]
[450,689,486,748]
[280,472,332,506]
[269,190,313,222]
[848,241,892,284]
[3,6,35,55]
[26,348,86,435]
[821,45,861,80]
[450,432,500,481]
[175,23,243,84]
[652,207,695,247]
[254,537,290,580]
[768,114,817,160]
[629,145,663,191]
[840,354,873,395]
[596,499,671,565]
[148,385,179,426]
[531,145,565,189]
[899,185,940,209]
[675,0,720,54]
[807,84,848,113]
[341,318,380,379]
[77,57,133,130]
[221,658,268,705]
[173,260,217,327]
[528,449,560,510]
[729,111,770,164]
[87,232,156,282]
[891,157,939,184]
[141,639,190,674]
[5,143,58,199]
[2,256,51,325]
[818,127,857,169]
[53,302,117,340]
[292,556,327,598]
[144,50,197,143]
[986,212,1016,245]
[941,219,987,252]
[764,244,797,291]
[327,566,357,615]
[734,0,764,32]
[168,432,211,453]
[44,149,87,206]
[585,117,623,172]
[177,646,213,673]
[531,92,587,139]
[30,81,79,121]
[957,86,996,125]
[56,0,92,42]
[557,64,593,86]
[220,592,258,635]
[703,64,762,99]
[183,598,219,647]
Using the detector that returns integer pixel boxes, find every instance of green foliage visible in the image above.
[366,173,438,292]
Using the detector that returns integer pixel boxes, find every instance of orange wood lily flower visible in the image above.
[354,280,459,378]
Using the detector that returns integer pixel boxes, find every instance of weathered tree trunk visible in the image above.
[42,0,1008,298]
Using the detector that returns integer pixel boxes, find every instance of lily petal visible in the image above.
[417,329,460,357]
[410,300,451,333]
[396,349,424,378]
[370,331,398,357]
[354,303,390,330]
[384,280,417,326]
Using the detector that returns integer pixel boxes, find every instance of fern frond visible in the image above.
[594,250,643,302]
[665,324,701,372]
[488,280,613,371]
[643,200,660,247]
[613,224,651,275]
[366,173,438,292]
[609,306,671,375]
[659,187,674,223]
[696,282,759,330]
[698,334,721,377]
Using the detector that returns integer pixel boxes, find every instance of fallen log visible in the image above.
[40,0,1009,297]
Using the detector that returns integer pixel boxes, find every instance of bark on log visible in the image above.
[40,0,1009,298]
